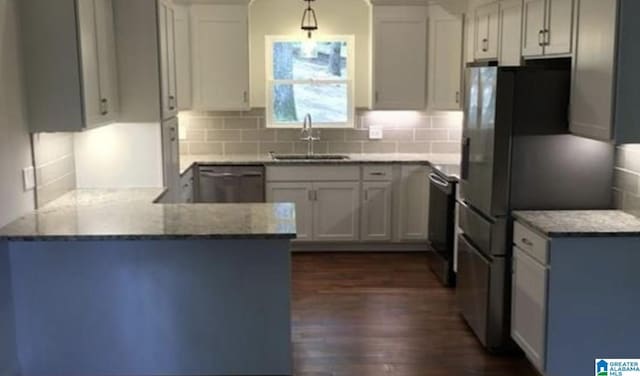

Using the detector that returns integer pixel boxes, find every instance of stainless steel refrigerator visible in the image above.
[456,63,614,351]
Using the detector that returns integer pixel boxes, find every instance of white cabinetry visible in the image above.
[499,0,523,66]
[512,245,548,373]
[372,6,428,110]
[267,182,314,241]
[266,166,360,242]
[174,5,192,110]
[428,5,463,110]
[474,2,500,60]
[361,182,393,241]
[522,0,573,58]
[396,165,430,241]
[21,0,120,132]
[191,4,250,111]
[158,0,178,120]
[313,182,361,241]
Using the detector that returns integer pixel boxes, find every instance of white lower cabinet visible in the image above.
[267,182,314,241]
[313,182,361,241]
[512,245,548,373]
[396,165,430,241]
[361,181,393,241]
[267,164,429,244]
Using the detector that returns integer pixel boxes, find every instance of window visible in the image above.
[266,35,355,128]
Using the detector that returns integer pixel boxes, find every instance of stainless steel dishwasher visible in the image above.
[196,165,265,203]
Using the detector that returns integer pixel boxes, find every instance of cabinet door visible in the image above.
[162,118,181,203]
[191,5,249,111]
[512,246,547,373]
[499,0,523,66]
[397,165,429,241]
[77,0,102,127]
[428,7,463,110]
[267,183,313,241]
[361,181,393,241]
[522,0,545,57]
[174,5,192,110]
[94,0,119,123]
[569,0,617,141]
[313,182,361,242]
[159,0,178,120]
[544,0,573,55]
[372,6,427,110]
[474,3,500,60]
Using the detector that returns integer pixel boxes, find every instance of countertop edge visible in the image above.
[512,211,640,238]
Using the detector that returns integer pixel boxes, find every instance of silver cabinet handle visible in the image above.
[369,172,386,176]
[521,238,534,247]
[243,91,248,103]
[168,95,176,110]
[100,98,109,115]
[543,29,550,46]
[455,91,460,104]
[482,38,488,52]
[538,30,544,47]
[375,91,379,104]
[429,173,449,188]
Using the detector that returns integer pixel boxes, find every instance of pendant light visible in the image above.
[301,0,318,39]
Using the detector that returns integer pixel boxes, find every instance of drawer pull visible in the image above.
[521,238,534,247]
[370,172,386,176]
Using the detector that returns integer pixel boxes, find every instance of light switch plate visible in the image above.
[23,166,35,191]
[369,125,383,140]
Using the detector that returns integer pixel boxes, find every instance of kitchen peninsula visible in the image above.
[0,189,296,376]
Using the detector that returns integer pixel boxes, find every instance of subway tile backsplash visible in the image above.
[614,144,640,215]
[179,108,463,156]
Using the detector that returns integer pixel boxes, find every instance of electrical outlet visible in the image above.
[23,166,35,191]
[369,125,383,140]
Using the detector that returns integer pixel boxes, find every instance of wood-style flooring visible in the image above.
[292,253,539,376]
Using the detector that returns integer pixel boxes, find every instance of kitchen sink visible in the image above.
[271,154,350,161]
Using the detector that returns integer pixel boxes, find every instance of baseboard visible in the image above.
[290,241,432,252]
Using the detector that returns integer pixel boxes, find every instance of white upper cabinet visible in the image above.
[474,2,500,60]
[21,0,120,132]
[372,6,428,110]
[499,0,523,66]
[522,0,573,58]
[428,5,463,111]
[174,5,192,111]
[191,4,250,111]
[158,0,178,120]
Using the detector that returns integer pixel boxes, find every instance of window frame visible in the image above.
[265,35,355,129]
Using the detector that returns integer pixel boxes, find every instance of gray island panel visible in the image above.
[0,241,19,376]
[9,238,292,376]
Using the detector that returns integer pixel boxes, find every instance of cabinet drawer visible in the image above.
[362,165,393,181]
[267,166,360,182]
[513,221,548,264]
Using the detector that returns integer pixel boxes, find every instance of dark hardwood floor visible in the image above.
[291,253,539,376]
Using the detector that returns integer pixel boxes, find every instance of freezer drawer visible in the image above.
[458,200,507,256]
[456,233,509,350]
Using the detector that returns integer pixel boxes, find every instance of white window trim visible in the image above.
[265,35,355,129]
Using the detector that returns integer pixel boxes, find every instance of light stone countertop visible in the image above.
[0,189,297,241]
[180,153,462,175]
[512,210,640,237]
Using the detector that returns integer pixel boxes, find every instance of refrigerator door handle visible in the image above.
[461,137,470,180]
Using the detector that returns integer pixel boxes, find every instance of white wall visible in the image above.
[74,123,164,189]
[0,0,35,227]
[249,0,371,108]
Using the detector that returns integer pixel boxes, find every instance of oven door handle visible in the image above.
[429,173,450,188]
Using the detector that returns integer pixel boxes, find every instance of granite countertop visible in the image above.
[0,189,297,241]
[180,153,461,175]
[512,210,640,237]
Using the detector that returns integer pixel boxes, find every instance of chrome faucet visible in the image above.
[300,113,320,156]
